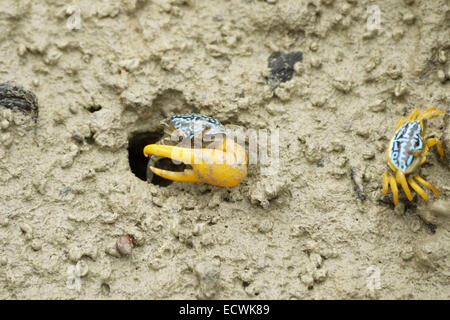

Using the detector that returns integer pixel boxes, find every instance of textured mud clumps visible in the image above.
[194,262,221,299]
[0,0,450,300]
[249,176,289,209]
[414,228,450,273]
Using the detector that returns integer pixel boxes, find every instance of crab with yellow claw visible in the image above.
[382,108,445,205]
[143,114,248,187]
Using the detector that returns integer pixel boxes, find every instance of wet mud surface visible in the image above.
[0,0,449,299]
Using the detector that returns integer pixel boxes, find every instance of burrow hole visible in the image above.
[128,131,186,187]
[127,89,193,187]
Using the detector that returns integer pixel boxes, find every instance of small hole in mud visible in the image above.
[85,132,95,145]
[87,104,102,113]
[128,131,185,187]
[185,240,194,249]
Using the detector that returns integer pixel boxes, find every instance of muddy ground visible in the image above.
[0,0,449,299]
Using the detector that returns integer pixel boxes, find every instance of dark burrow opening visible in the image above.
[128,131,186,187]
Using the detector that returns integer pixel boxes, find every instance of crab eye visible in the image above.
[414,139,421,148]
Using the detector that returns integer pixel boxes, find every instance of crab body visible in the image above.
[382,108,445,205]
[388,120,424,174]
[161,114,226,142]
[144,114,247,187]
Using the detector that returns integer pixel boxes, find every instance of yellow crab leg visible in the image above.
[407,108,420,122]
[416,108,445,120]
[395,117,406,130]
[414,175,439,196]
[396,170,413,201]
[382,171,389,194]
[426,137,444,158]
[389,176,399,205]
[407,177,428,202]
[419,137,445,165]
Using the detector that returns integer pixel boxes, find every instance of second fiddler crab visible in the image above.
[382,108,446,205]
[143,114,248,187]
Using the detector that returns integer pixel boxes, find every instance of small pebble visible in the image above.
[340,3,351,15]
[392,28,404,41]
[294,62,305,75]
[0,119,9,130]
[44,48,62,65]
[362,29,378,40]
[402,13,415,25]
[1,133,13,147]
[148,258,167,270]
[365,61,377,73]
[394,82,407,97]
[309,253,323,268]
[438,50,447,64]
[257,220,273,234]
[115,234,134,256]
[300,274,314,287]
[69,104,78,114]
[313,269,328,282]
[0,256,8,266]
[332,80,352,93]
[311,96,326,108]
[76,260,89,277]
[362,151,375,160]
[105,246,121,258]
[31,239,42,251]
[17,44,27,56]
[2,109,13,122]
[437,70,446,83]
[310,57,322,68]
[356,129,370,138]
[429,200,450,218]
[369,99,386,112]
[387,64,402,79]
[400,246,414,261]
[68,247,82,262]
[0,217,9,227]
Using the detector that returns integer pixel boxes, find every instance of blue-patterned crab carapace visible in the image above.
[143,114,248,187]
[382,108,445,205]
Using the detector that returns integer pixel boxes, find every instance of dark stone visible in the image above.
[267,51,303,88]
[0,82,38,121]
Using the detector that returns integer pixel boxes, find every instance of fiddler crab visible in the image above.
[143,114,248,187]
[382,107,445,205]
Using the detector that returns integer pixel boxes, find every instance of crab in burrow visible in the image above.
[143,113,248,187]
[382,107,445,205]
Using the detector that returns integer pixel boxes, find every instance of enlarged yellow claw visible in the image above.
[143,139,248,187]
